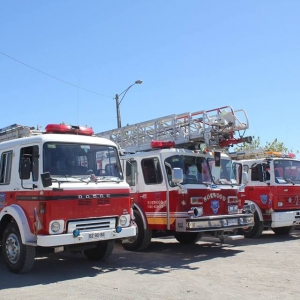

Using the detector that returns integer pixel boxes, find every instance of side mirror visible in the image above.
[172,168,183,184]
[41,172,52,187]
[20,157,31,180]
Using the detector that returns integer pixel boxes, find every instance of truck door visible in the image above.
[18,145,39,190]
[125,157,169,230]
[232,162,243,184]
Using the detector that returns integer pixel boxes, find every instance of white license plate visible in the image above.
[88,232,106,241]
[228,219,238,226]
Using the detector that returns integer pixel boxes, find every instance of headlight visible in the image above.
[278,201,284,207]
[119,215,129,226]
[49,220,64,234]
[51,221,60,232]
[228,205,238,214]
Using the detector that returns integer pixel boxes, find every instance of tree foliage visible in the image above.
[234,136,298,154]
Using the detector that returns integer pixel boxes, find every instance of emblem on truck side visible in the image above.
[211,200,220,214]
[0,193,5,208]
[260,195,268,205]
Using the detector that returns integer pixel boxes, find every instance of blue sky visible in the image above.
[1,1,299,155]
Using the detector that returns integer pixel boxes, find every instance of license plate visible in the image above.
[228,219,238,226]
[88,232,105,241]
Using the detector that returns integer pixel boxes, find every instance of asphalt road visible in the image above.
[1,230,300,300]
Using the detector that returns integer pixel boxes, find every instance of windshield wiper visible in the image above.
[283,178,295,185]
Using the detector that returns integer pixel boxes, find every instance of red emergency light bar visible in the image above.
[265,151,296,159]
[151,140,176,149]
[45,124,94,136]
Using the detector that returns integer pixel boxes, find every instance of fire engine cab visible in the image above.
[0,123,136,273]
[230,149,300,238]
[96,106,255,251]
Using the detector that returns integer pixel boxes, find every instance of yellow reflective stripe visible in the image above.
[147,217,176,225]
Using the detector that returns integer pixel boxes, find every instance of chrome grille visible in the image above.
[67,218,116,233]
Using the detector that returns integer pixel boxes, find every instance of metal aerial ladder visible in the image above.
[0,124,42,143]
[95,105,252,153]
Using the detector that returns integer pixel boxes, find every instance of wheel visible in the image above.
[272,226,295,235]
[84,240,114,261]
[122,210,152,251]
[238,211,264,238]
[174,232,203,244]
[2,222,36,274]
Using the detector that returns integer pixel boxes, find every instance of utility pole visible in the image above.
[115,94,121,128]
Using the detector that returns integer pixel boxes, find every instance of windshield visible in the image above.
[208,157,238,185]
[164,155,212,185]
[273,159,300,184]
[43,142,123,180]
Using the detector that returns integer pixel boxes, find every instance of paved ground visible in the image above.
[0,230,300,300]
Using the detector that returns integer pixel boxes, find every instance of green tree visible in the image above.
[234,136,298,154]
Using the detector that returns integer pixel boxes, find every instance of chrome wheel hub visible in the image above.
[5,233,20,264]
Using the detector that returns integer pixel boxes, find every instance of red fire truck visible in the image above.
[0,123,136,273]
[229,149,300,238]
[96,106,255,251]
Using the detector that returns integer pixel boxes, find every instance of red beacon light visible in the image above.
[151,140,175,149]
[287,152,296,159]
[45,124,94,136]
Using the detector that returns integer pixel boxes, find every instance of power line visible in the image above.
[0,51,112,99]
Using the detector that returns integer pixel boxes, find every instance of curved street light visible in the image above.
[115,80,142,128]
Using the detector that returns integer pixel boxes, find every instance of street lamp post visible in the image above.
[115,80,142,128]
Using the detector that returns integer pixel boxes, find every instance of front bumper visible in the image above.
[36,225,136,247]
[176,213,254,232]
[271,210,300,227]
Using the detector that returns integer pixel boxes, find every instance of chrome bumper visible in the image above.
[176,213,254,232]
[36,225,136,247]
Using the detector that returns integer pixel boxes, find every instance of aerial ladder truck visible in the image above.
[96,106,255,251]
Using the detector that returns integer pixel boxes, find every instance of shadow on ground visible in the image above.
[0,229,299,290]
[0,237,241,289]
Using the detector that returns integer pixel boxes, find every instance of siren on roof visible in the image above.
[45,124,94,136]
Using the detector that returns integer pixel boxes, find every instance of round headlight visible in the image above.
[51,221,61,233]
[119,215,128,226]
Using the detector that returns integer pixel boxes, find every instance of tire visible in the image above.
[84,240,114,261]
[238,211,264,238]
[122,210,152,252]
[174,232,203,244]
[272,226,295,236]
[2,222,36,274]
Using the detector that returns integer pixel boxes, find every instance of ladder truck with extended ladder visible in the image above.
[0,123,136,273]
[95,106,255,251]
[229,149,300,238]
